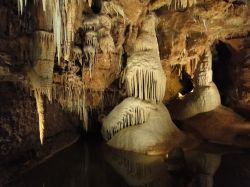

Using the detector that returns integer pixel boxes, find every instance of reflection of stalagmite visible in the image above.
[102,13,184,154]
[165,148,222,187]
[104,146,172,187]
[185,151,221,187]
[169,49,221,120]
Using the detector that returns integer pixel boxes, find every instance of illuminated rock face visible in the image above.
[102,14,184,154]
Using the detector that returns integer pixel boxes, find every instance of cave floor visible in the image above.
[6,138,250,187]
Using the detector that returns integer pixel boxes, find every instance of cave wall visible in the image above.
[0,82,81,185]
[213,38,250,118]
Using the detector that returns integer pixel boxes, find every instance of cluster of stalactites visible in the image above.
[124,65,166,103]
[102,98,155,140]
[17,0,92,64]
[82,15,99,78]
[82,13,115,78]
[122,14,166,103]
[52,83,88,130]
[18,1,90,143]
[194,49,213,87]
[149,0,197,11]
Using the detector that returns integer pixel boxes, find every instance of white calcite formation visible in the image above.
[102,14,184,154]
[170,49,221,120]
[122,14,166,103]
[102,97,183,153]
[82,13,115,78]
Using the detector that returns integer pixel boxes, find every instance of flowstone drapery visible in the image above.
[102,14,184,154]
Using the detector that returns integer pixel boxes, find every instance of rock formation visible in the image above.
[102,14,184,154]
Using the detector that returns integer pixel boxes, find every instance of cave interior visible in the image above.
[0,0,250,186]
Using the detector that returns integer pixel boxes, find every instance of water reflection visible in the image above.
[8,140,249,187]
[103,146,172,186]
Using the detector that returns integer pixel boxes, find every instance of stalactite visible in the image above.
[99,15,112,31]
[53,0,62,63]
[42,0,47,11]
[64,1,77,61]
[18,0,25,15]
[34,90,45,144]
[123,58,166,103]
[83,45,96,78]
[99,34,115,54]
[17,0,81,63]
[85,30,98,47]
[148,0,197,11]
[71,46,83,65]
[102,1,126,23]
[52,81,88,130]
[17,0,90,138]
[82,14,100,31]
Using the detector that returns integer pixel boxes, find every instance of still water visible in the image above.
[8,138,250,187]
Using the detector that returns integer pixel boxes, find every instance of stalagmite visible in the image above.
[102,98,184,153]
[122,14,166,103]
[169,49,221,120]
[102,13,184,154]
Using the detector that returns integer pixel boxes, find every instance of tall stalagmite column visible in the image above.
[102,13,184,154]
